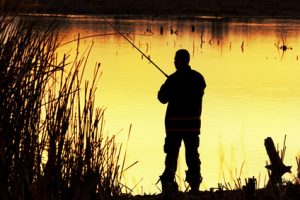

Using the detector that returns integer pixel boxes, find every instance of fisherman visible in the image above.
[158,49,206,194]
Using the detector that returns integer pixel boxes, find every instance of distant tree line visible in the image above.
[1,0,104,13]
[3,0,103,3]
[2,0,300,18]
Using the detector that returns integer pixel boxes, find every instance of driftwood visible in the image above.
[264,137,291,186]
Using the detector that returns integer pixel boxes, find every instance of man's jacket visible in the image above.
[158,66,206,134]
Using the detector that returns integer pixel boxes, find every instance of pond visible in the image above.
[39,14,300,194]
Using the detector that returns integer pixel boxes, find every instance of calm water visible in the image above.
[42,15,300,193]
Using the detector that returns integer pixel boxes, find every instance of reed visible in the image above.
[295,155,300,184]
[0,14,128,199]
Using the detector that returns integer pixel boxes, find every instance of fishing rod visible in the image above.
[103,19,169,78]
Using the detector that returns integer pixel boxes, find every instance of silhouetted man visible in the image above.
[158,49,206,193]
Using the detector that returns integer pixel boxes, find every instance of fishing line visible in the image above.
[58,32,152,47]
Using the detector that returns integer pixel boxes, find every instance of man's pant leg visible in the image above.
[183,132,201,191]
[160,133,181,191]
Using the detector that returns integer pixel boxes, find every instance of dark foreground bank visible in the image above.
[115,184,300,200]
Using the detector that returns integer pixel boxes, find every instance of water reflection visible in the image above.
[34,15,300,194]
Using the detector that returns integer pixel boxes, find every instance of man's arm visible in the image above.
[158,82,169,104]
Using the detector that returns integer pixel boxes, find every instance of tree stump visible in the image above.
[264,137,291,186]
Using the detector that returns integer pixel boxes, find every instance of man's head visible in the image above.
[174,49,190,70]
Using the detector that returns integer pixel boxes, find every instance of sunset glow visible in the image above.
[55,16,300,194]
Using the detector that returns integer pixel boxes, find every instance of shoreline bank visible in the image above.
[2,1,300,19]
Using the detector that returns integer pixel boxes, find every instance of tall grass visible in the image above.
[0,14,127,199]
[296,156,300,184]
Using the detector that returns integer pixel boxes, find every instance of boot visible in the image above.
[160,175,179,194]
[190,181,200,193]
[186,171,202,193]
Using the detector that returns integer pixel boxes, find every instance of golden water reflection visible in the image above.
[56,16,300,194]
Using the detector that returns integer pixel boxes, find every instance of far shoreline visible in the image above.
[3,1,300,20]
